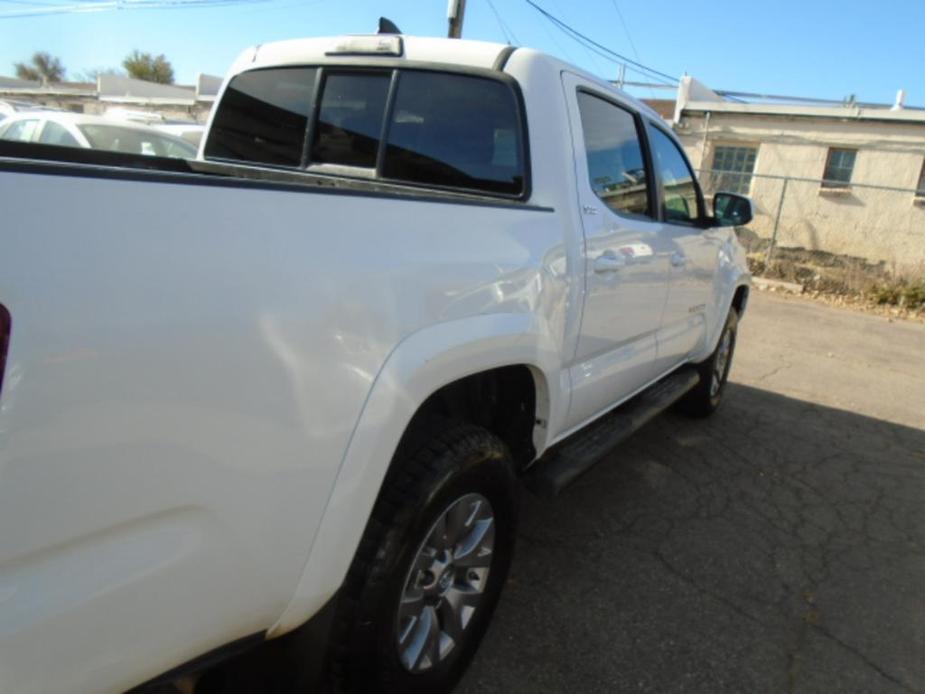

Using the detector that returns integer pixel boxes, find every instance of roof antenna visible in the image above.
[378,17,402,34]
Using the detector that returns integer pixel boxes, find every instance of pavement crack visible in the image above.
[652,548,770,630]
[810,623,921,693]
[753,360,792,383]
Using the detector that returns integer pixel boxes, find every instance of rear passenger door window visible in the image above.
[204,67,316,167]
[576,92,651,219]
[646,125,702,224]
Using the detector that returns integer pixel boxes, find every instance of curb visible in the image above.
[752,277,804,294]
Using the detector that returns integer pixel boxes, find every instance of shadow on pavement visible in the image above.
[460,383,925,694]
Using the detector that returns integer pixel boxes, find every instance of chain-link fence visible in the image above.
[698,168,925,291]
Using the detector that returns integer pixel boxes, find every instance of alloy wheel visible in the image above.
[396,493,495,673]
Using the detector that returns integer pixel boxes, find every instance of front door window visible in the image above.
[646,125,702,224]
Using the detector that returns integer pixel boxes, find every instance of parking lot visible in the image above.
[460,292,925,693]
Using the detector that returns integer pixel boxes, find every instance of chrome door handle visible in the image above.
[670,252,687,267]
[593,251,626,273]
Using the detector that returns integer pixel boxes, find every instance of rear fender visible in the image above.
[268,312,560,636]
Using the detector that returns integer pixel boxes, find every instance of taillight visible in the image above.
[0,304,10,396]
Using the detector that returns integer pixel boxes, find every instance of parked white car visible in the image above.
[0,110,197,158]
[103,107,206,147]
[0,32,751,694]
[154,122,205,147]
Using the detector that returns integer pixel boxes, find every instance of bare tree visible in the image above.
[14,52,66,85]
[77,67,124,83]
[122,50,175,84]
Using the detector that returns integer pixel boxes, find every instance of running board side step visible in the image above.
[524,368,700,498]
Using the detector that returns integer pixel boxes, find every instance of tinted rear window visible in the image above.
[204,67,527,198]
[310,72,391,168]
[205,67,316,166]
[381,72,524,196]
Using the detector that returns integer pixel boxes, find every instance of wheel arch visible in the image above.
[267,313,560,636]
[731,284,749,316]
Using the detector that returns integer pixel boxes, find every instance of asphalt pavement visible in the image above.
[459,292,925,693]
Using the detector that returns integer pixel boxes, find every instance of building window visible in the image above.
[917,160,925,198]
[711,145,757,195]
[822,148,857,188]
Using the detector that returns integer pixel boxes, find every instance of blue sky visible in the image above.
[1,0,923,106]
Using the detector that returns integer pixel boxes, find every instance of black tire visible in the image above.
[329,422,518,694]
[676,308,739,417]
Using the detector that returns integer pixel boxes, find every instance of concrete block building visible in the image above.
[670,77,925,271]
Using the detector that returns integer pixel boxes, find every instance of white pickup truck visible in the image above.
[0,31,752,694]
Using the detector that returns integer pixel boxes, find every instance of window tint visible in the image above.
[646,125,701,224]
[822,147,856,187]
[205,67,316,167]
[711,145,757,195]
[39,121,80,147]
[310,72,390,168]
[1,119,40,143]
[381,72,524,196]
[576,92,650,218]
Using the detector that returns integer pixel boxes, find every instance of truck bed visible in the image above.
[0,142,564,693]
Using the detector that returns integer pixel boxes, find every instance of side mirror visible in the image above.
[712,192,754,227]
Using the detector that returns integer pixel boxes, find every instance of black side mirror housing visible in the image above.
[712,192,754,227]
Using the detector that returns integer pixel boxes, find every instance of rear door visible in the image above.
[562,74,672,429]
[644,121,721,372]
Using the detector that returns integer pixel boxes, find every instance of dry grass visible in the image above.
[746,247,925,316]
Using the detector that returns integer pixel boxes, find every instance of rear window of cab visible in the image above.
[204,66,526,198]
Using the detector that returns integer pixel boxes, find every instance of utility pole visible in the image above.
[447,0,466,38]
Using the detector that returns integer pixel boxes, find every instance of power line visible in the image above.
[487,0,511,45]
[607,0,655,99]
[530,5,581,66]
[530,0,675,83]
[0,0,64,6]
[485,0,519,45]
[542,0,608,74]
[0,0,275,18]
[608,0,641,63]
[524,0,677,85]
[543,18,670,86]
[527,8,630,79]
[0,1,109,18]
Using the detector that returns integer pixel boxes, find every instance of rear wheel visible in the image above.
[396,491,496,674]
[676,308,739,417]
[329,423,517,693]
